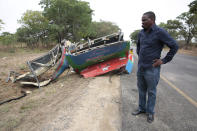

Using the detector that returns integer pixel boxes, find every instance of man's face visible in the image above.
[141,15,154,30]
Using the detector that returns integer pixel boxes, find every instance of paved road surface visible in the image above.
[121,49,197,131]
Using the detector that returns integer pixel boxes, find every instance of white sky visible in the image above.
[0,0,194,40]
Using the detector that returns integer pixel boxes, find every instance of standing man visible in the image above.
[132,11,178,123]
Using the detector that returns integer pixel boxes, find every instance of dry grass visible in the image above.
[178,48,197,56]
[163,45,197,56]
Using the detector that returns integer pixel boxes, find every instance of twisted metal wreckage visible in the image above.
[6,32,134,88]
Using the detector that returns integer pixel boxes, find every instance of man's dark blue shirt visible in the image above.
[137,24,178,69]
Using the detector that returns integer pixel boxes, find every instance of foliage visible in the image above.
[158,20,182,40]
[8,0,197,49]
[176,12,197,45]
[128,0,197,47]
[15,0,120,48]
[0,32,17,46]
[157,11,197,46]
[39,0,93,42]
[0,19,4,31]
[189,0,197,14]
[17,10,50,47]
[87,20,120,39]
[129,30,140,44]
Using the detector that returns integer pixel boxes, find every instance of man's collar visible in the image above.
[143,24,157,32]
[151,24,157,31]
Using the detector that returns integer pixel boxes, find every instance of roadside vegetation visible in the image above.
[0,0,120,51]
[130,0,197,52]
[1,0,197,53]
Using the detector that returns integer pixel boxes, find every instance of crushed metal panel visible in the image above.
[7,44,62,88]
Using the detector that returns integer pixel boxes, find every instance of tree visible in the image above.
[0,19,4,31]
[159,20,182,40]
[129,30,140,44]
[0,32,16,47]
[88,20,120,39]
[188,0,197,42]
[39,0,93,42]
[189,0,197,14]
[17,10,50,47]
[177,12,197,45]
[16,27,30,43]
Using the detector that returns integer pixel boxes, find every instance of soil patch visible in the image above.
[0,51,121,131]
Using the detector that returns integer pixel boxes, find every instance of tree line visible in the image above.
[130,0,197,48]
[0,0,120,48]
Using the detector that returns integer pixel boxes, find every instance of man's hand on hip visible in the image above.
[152,59,163,67]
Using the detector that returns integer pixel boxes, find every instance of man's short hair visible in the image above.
[143,11,156,21]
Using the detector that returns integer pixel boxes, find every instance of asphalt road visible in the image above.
[120,48,197,131]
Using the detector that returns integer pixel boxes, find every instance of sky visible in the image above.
[0,0,194,40]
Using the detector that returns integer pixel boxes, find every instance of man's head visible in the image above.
[142,11,156,30]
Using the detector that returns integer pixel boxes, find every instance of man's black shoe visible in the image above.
[147,114,154,123]
[132,110,146,116]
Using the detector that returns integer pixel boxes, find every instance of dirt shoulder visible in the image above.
[178,48,197,56]
[0,51,121,131]
[0,74,121,131]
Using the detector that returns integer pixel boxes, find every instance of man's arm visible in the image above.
[136,33,141,56]
[159,29,179,64]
